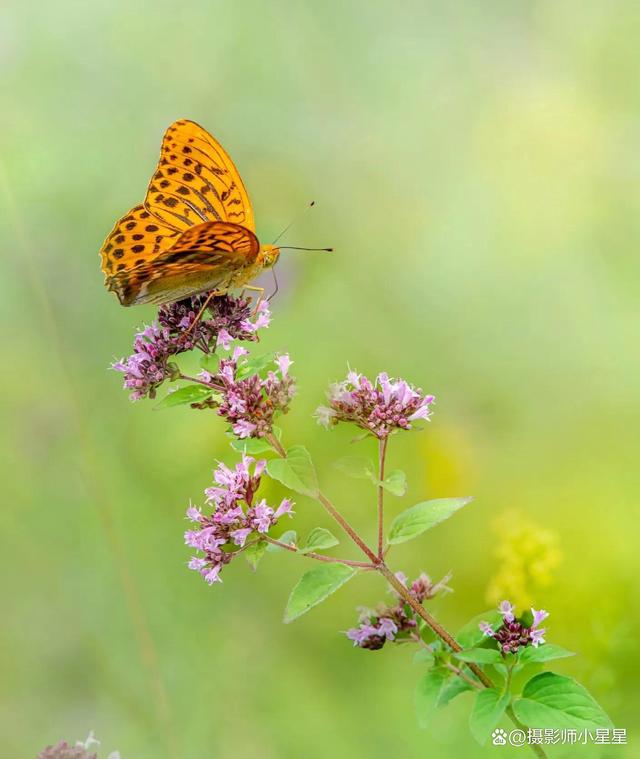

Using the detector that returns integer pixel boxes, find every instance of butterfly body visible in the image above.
[100,120,279,306]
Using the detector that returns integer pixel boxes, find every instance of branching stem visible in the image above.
[266,431,547,759]
[263,536,375,569]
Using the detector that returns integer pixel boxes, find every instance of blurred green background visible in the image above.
[2,1,639,756]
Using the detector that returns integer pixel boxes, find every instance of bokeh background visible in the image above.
[1,2,639,757]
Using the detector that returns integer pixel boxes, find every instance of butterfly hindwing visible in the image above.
[100,203,180,277]
[105,221,259,306]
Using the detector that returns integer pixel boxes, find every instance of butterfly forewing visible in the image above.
[144,119,255,232]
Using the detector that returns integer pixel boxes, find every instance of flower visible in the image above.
[185,455,294,585]
[37,744,97,759]
[215,352,296,438]
[479,601,551,654]
[112,322,177,401]
[37,731,113,759]
[113,294,270,401]
[498,600,515,623]
[158,293,265,351]
[316,370,435,439]
[346,571,450,650]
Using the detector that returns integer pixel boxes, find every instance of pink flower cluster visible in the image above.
[113,294,269,401]
[347,572,451,650]
[112,322,176,401]
[212,349,295,438]
[316,370,434,439]
[185,455,294,585]
[479,600,549,653]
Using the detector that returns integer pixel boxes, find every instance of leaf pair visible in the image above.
[333,456,407,496]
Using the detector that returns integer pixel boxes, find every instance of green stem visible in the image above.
[266,433,379,565]
[178,373,225,393]
[263,536,374,569]
[377,437,387,559]
[264,432,547,759]
[412,635,482,690]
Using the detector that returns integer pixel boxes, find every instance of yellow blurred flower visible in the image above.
[486,511,562,609]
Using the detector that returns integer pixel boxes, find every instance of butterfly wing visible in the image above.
[100,119,257,304]
[105,221,259,306]
[144,119,255,232]
[100,203,181,279]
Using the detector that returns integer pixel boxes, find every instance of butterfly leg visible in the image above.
[181,289,224,340]
[241,285,265,315]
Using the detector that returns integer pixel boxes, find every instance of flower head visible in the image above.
[186,455,294,585]
[346,571,450,650]
[113,294,270,401]
[316,370,434,439]
[215,353,296,438]
[37,731,103,759]
[479,600,551,654]
[37,745,96,759]
[112,322,177,401]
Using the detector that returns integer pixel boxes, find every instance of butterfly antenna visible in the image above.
[279,246,333,252]
[272,200,315,245]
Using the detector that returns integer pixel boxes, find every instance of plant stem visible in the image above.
[178,372,224,392]
[265,432,380,565]
[377,564,489,675]
[377,437,387,559]
[316,491,379,564]
[267,433,287,458]
[263,537,374,568]
[380,568,545,756]
[412,635,482,690]
[266,434,545,757]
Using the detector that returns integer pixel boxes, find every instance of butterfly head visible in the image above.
[259,244,281,269]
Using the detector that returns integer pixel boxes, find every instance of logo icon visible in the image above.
[492,728,508,746]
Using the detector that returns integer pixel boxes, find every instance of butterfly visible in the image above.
[99,119,282,306]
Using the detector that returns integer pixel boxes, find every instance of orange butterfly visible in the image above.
[100,119,283,307]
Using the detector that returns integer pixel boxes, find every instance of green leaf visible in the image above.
[388,497,473,545]
[300,527,339,554]
[519,644,575,664]
[379,469,407,496]
[513,672,613,730]
[199,353,220,374]
[154,384,219,409]
[229,425,282,453]
[266,530,297,552]
[333,456,376,480]
[284,563,356,623]
[267,445,319,497]
[415,668,449,728]
[235,351,276,380]
[455,610,502,648]
[333,458,407,495]
[437,675,473,708]
[243,540,268,570]
[454,648,503,665]
[231,437,275,454]
[469,688,510,745]
[413,648,435,666]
